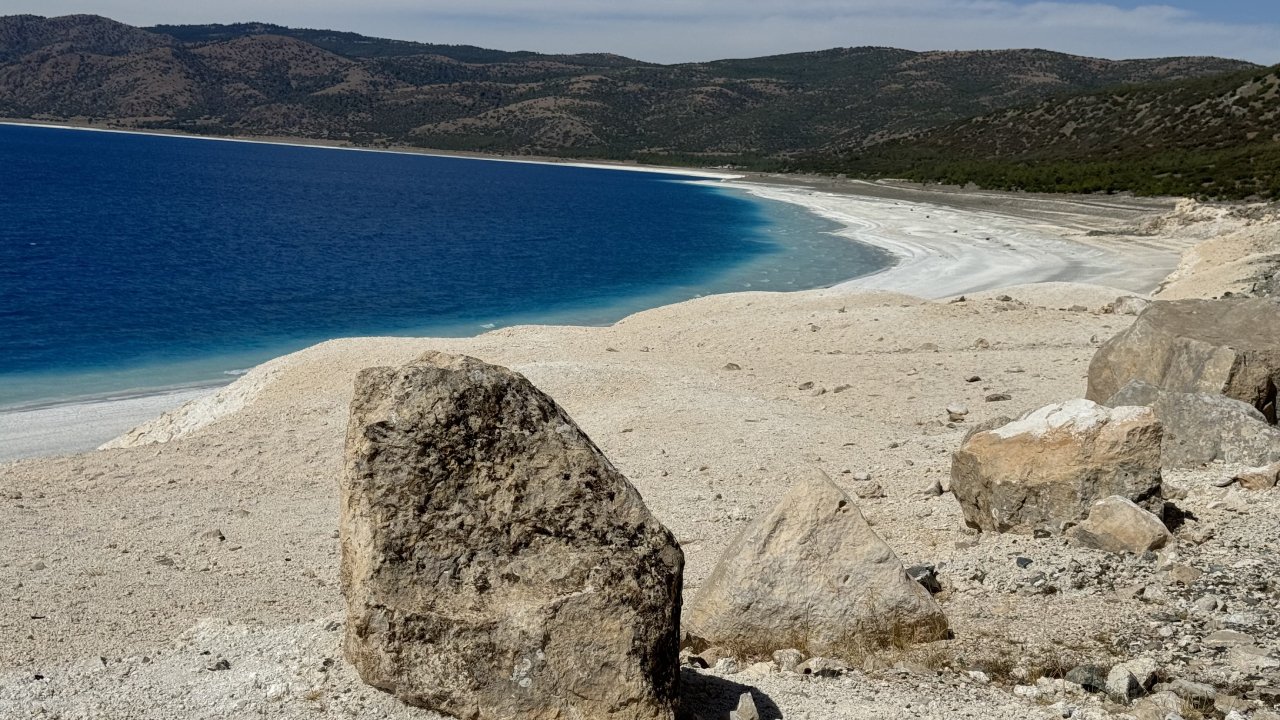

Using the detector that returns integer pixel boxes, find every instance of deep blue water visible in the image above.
[0,124,890,409]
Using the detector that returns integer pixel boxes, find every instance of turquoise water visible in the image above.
[0,124,890,409]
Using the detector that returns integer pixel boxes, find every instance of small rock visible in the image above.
[906,565,942,594]
[28,561,46,571]
[946,405,970,422]
[729,692,759,720]
[772,649,805,673]
[1069,496,1172,554]
[984,393,1011,402]
[833,384,852,393]
[854,482,884,499]
[965,375,982,383]
[1106,664,1143,703]
[798,381,814,390]
[1066,664,1108,693]
[798,657,847,678]
[996,295,1014,302]
[1235,461,1280,491]
[1015,557,1032,569]
[1068,304,1089,312]
[1164,564,1202,585]
[722,363,742,371]
[851,471,872,482]
[974,338,990,349]
[918,478,943,497]
[1193,595,1220,613]
[207,658,231,672]
[1112,296,1150,316]
[201,529,226,542]
[712,657,739,674]
[1204,630,1255,648]
[1165,678,1216,704]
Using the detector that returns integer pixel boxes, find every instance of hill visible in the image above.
[0,15,1257,165]
[821,65,1280,199]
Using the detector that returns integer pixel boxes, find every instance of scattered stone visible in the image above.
[798,657,848,678]
[200,528,225,542]
[1066,664,1108,693]
[965,375,981,383]
[996,295,1014,302]
[1086,298,1280,423]
[685,469,947,658]
[1164,564,1202,585]
[722,363,742,371]
[950,400,1163,534]
[1106,663,1144,703]
[946,404,970,422]
[906,565,942,594]
[974,338,990,349]
[798,381,814,390]
[1069,496,1172,554]
[728,692,759,720]
[851,471,872,482]
[1130,691,1182,720]
[1106,380,1280,468]
[854,482,885,500]
[1235,461,1280,490]
[1204,630,1255,648]
[340,352,683,720]
[833,384,853,393]
[772,649,805,673]
[206,658,231,672]
[1015,557,1032,569]
[1068,304,1089,312]
[1165,678,1216,705]
[984,393,1011,402]
[1112,296,1151,316]
[918,478,943,497]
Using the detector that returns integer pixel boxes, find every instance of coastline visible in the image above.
[0,122,1199,462]
[0,120,743,180]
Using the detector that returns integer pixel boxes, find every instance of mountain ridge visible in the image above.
[0,14,1272,197]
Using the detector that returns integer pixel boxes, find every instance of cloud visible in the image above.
[5,0,1278,64]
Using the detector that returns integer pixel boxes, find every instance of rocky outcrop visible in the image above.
[1086,298,1280,423]
[684,469,947,658]
[950,399,1163,534]
[1068,496,1172,554]
[340,352,683,720]
[1106,380,1280,468]
[1234,462,1280,491]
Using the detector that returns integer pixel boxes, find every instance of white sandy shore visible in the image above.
[721,181,1192,298]
[0,387,217,461]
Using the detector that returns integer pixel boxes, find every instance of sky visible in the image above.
[3,1,1278,65]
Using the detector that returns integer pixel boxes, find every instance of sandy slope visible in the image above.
[1,187,1276,719]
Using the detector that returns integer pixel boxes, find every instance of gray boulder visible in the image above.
[950,400,1163,534]
[1106,380,1280,468]
[1086,298,1280,423]
[340,352,683,720]
[685,469,947,659]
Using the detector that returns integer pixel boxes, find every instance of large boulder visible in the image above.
[340,352,684,720]
[1106,380,1280,468]
[1086,298,1280,423]
[1068,496,1172,554]
[684,469,947,658]
[950,399,1163,534]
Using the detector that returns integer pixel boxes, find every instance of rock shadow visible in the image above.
[678,667,782,720]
